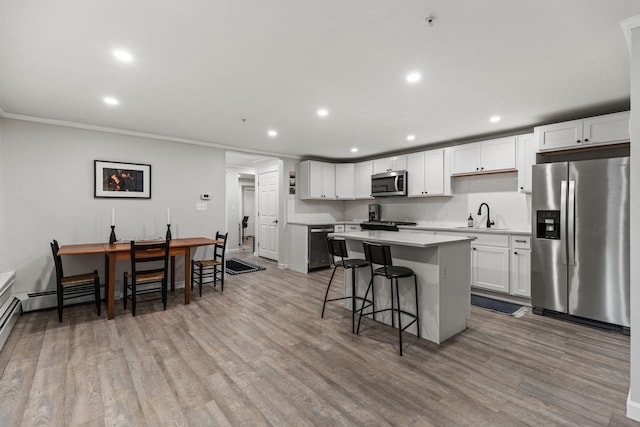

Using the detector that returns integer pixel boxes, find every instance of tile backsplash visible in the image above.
[290,172,532,230]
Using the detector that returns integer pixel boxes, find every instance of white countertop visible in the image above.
[288,220,531,235]
[287,220,364,226]
[329,230,473,248]
[402,224,531,236]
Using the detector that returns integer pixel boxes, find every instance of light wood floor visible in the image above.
[0,252,637,426]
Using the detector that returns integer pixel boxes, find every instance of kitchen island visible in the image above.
[329,230,473,344]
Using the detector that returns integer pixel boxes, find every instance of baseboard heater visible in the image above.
[0,272,21,352]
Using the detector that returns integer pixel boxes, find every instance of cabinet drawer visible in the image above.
[511,236,531,249]
[463,232,509,247]
[334,224,345,233]
[346,225,360,232]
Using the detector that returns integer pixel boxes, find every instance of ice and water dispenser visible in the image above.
[536,210,560,240]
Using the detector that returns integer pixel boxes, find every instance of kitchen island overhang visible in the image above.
[329,230,473,345]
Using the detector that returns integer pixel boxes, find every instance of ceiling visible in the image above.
[1,1,639,162]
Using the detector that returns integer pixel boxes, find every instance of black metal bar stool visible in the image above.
[322,237,373,333]
[357,242,420,356]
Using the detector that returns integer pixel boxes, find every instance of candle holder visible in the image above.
[166,224,172,241]
[109,225,117,244]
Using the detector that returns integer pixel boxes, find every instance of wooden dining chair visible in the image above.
[123,239,170,316]
[191,231,228,296]
[50,240,101,322]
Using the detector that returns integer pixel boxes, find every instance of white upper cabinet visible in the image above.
[535,111,630,152]
[450,143,480,175]
[517,133,536,193]
[298,160,335,199]
[373,155,407,174]
[407,148,451,197]
[450,136,516,175]
[354,161,374,199]
[335,163,355,200]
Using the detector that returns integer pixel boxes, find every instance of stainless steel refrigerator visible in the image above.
[531,157,630,330]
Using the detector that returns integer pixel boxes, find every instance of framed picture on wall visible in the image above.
[94,160,151,199]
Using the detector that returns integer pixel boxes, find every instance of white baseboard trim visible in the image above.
[278,263,288,270]
[22,281,187,312]
[628,391,640,422]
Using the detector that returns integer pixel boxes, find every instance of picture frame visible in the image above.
[94,160,151,199]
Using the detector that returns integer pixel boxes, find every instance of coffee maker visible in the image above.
[368,204,380,221]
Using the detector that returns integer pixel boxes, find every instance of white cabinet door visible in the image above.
[321,162,336,199]
[308,161,324,198]
[407,152,426,196]
[480,136,516,172]
[299,160,335,199]
[471,245,510,293]
[510,249,531,298]
[425,148,445,195]
[334,163,354,200]
[390,155,407,171]
[407,149,449,197]
[535,111,630,152]
[582,111,630,146]
[354,161,373,199]
[517,133,536,193]
[451,143,480,174]
[536,120,582,152]
[373,155,407,174]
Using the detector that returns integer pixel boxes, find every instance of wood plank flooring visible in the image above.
[0,252,637,426]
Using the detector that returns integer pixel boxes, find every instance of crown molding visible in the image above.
[0,111,300,160]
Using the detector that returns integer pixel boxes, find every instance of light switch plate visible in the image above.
[196,202,208,211]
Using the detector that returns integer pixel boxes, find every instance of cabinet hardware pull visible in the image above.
[584,138,589,142]
[514,251,518,255]
[576,140,581,143]
[515,239,526,243]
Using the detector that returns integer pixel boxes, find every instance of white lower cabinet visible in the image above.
[509,236,531,298]
[471,244,510,293]
[435,230,531,299]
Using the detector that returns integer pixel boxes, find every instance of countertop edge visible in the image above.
[287,221,531,235]
[330,231,474,249]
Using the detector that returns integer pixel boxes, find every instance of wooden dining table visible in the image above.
[57,237,220,319]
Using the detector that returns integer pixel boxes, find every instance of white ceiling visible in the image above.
[1,1,639,161]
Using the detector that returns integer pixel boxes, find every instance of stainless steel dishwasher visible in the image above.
[308,225,334,271]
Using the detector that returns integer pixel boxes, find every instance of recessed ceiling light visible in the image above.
[489,115,501,123]
[407,134,416,141]
[406,72,421,84]
[103,96,119,106]
[317,108,329,117]
[351,148,358,153]
[267,129,278,137]
[113,49,133,63]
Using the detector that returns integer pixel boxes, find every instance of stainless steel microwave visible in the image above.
[371,170,407,197]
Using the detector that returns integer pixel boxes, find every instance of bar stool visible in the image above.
[357,242,420,356]
[322,237,373,333]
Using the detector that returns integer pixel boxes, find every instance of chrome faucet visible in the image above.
[477,203,495,228]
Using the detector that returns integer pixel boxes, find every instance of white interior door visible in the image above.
[258,170,279,260]
[242,187,255,237]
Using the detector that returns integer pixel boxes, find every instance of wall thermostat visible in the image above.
[201,193,211,200]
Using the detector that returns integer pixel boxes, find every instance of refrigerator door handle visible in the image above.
[568,180,576,265]
[560,180,567,265]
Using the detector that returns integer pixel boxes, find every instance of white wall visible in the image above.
[628,22,640,423]
[0,118,226,305]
